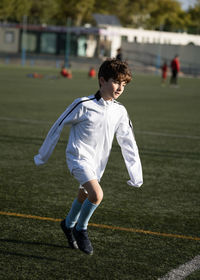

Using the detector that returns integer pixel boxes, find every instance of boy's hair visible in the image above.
[98,59,132,84]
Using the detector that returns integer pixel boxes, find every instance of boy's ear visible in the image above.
[99,76,105,86]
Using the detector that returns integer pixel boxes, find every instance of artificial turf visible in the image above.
[0,65,200,279]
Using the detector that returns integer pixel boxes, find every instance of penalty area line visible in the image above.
[0,211,200,242]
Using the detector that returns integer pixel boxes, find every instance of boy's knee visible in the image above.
[93,188,103,204]
[88,187,103,205]
[83,180,103,205]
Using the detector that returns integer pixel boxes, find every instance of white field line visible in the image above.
[158,255,200,280]
[0,116,200,140]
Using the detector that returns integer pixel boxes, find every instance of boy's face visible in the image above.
[99,77,126,100]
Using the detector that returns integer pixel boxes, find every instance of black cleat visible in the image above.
[60,220,78,249]
[73,227,93,255]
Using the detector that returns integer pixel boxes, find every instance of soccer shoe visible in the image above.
[73,227,93,255]
[60,220,78,249]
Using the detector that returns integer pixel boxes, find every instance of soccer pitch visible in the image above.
[0,65,200,280]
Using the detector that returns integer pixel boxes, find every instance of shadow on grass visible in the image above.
[0,249,59,262]
[0,238,72,262]
[0,238,66,248]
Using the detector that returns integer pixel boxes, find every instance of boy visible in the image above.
[34,59,143,255]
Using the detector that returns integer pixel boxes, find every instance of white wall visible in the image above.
[100,26,200,58]
[0,27,19,53]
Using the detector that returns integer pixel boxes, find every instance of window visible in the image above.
[26,33,37,52]
[40,33,56,54]
[77,36,87,56]
[122,36,128,42]
[4,31,14,44]
[21,32,37,52]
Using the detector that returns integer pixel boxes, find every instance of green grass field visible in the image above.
[0,65,200,280]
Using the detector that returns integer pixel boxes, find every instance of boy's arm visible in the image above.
[116,111,143,188]
[34,99,81,166]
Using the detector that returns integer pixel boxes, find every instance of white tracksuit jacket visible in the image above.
[34,92,143,187]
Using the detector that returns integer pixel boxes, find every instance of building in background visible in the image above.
[0,18,200,75]
[1,16,200,58]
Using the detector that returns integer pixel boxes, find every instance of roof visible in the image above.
[93,13,121,27]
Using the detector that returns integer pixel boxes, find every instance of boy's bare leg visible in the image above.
[77,188,88,203]
[80,179,103,204]
[76,180,103,231]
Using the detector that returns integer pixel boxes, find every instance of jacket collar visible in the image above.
[95,91,101,101]
[95,91,114,106]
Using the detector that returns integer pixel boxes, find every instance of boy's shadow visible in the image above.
[0,238,71,262]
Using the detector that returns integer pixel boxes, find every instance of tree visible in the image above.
[121,0,156,28]
[93,0,129,21]
[0,0,199,33]
[56,0,95,26]
[0,0,58,24]
[27,0,58,24]
[147,0,189,31]
[187,0,200,34]
[94,0,189,31]
[0,0,31,22]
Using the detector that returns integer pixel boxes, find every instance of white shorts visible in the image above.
[71,167,97,186]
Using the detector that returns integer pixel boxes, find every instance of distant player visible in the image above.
[88,67,96,78]
[116,48,123,61]
[34,59,143,255]
[170,55,180,86]
[161,61,168,85]
[61,66,72,79]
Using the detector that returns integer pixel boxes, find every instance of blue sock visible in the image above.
[76,198,98,231]
[65,198,82,228]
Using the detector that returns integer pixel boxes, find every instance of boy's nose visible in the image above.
[118,84,122,90]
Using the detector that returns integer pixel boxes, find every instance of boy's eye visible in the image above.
[113,80,126,86]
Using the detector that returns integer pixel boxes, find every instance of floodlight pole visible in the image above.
[65,17,71,68]
[21,15,27,66]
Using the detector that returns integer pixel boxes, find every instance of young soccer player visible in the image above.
[34,59,143,255]
[88,66,96,78]
[170,55,180,86]
[161,61,168,86]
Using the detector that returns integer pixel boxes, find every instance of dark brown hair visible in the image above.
[98,59,132,84]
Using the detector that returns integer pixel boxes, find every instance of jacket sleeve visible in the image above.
[34,98,82,166]
[116,110,143,188]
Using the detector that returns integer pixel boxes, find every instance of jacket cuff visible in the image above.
[127,180,142,188]
[34,154,45,166]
